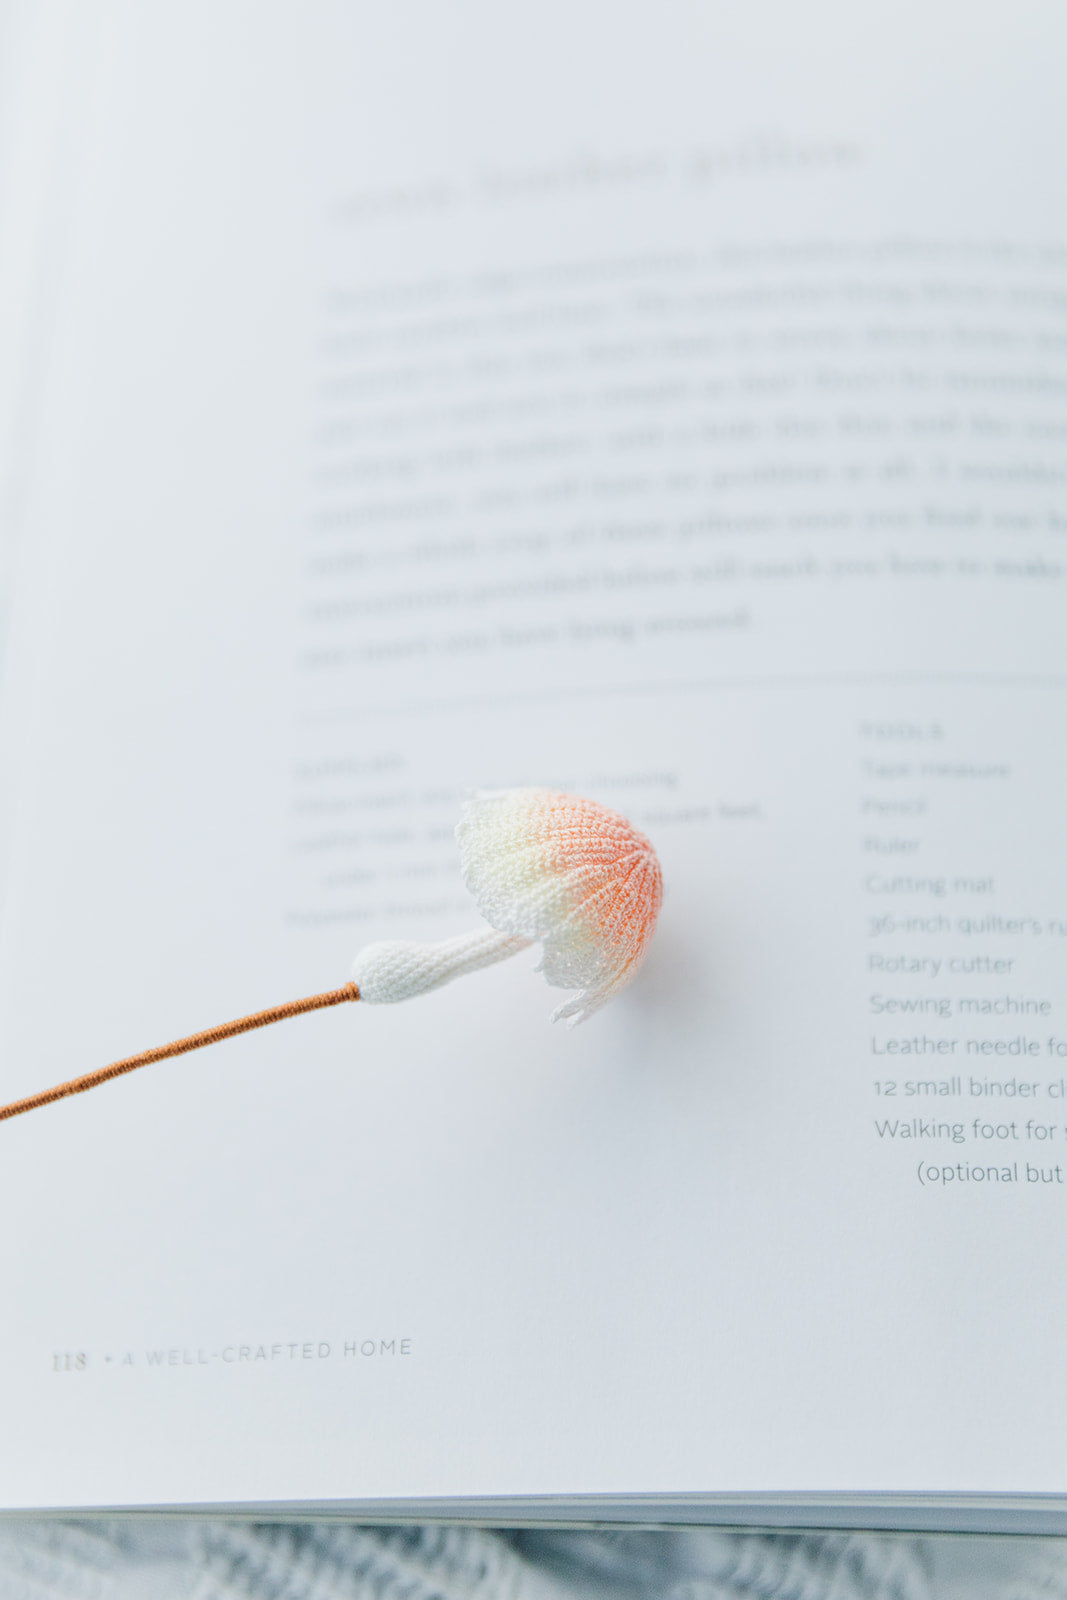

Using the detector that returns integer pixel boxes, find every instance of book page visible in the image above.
[0,0,1065,1513]
[0,0,94,664]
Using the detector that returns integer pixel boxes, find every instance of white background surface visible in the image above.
[0,0,1065,1514]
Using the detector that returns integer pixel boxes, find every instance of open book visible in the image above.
[1,0,1065,1531]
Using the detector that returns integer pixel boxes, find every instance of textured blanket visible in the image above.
[0,1521,1063,1600]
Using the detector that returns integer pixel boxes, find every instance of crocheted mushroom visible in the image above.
[351,788,663,1024]
[0,790,664,1122]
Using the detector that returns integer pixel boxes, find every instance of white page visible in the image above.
[0,1,94,668]
[0,0,1066,1514]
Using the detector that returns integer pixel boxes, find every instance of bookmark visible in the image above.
[0,790,662,1123]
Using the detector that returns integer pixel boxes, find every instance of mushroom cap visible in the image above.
[457,789,663,1024]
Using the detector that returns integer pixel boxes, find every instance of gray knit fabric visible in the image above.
[0,1522,1064,1600]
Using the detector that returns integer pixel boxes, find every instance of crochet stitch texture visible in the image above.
[352,789,663,1023]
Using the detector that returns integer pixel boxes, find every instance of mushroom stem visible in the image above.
[352,927,533,1004]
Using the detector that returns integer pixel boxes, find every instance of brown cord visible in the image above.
[0,981,360,1124]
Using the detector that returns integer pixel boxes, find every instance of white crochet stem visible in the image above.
[351,927,533,1005]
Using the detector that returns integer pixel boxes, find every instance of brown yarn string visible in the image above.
[0,981,360,1124]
